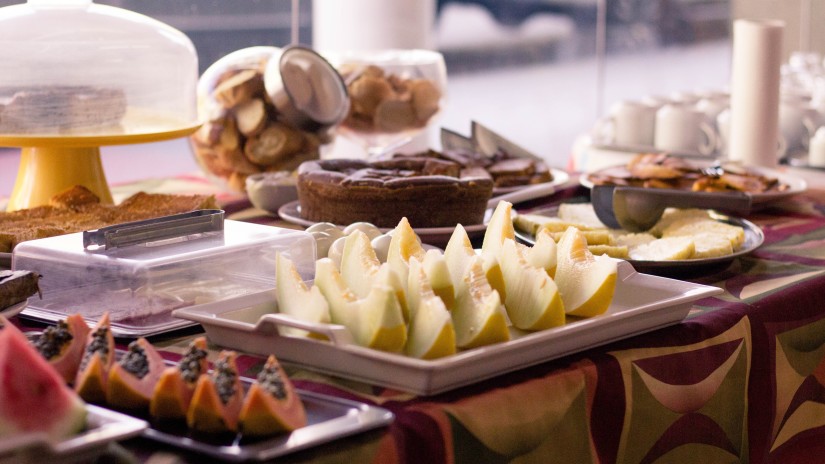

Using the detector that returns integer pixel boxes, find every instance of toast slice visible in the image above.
[0,185,218,252]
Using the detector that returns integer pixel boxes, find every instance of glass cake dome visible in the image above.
[0,0,201,211]
[0,0,198,136]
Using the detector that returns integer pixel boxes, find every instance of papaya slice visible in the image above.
[107,337,165,411]
[187,350,244,434]
[0,316,86,440]
[239,354,307,436]
[32,314,91,385]
[150,336,209,421]
[74,313,115,404]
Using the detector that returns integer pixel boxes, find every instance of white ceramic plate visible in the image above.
[491,168,571,195]
[278,200,489,247]
[1,300,27,319]
[581,162,807,207]
[514,206,764,277]
[174,261,722,396]
[0,405,147,463]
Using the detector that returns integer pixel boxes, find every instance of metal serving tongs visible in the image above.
[83,210,225,251]
[591,185,752,232]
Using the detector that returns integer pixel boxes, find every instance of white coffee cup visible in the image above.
[669,91,700,105]
[696,97,729,121]
[596,100,658,147]
[779,96,823,153]
[809,126,825,167]
[654,103,717,155]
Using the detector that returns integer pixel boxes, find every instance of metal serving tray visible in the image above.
[139,389,393,462]
[174,261,722,396]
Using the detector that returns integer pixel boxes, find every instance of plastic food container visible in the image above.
[12,212,315,337]
[191,45,349,192]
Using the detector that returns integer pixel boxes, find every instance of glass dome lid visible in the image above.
[0,0,199,138]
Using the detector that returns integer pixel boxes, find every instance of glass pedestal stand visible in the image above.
[3,125,200,212]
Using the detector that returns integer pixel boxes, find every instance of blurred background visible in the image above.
[0,0,820,192]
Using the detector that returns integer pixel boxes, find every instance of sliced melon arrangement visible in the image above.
[270,200,621,358]
[514,203,747,261]
[23,314,307,438]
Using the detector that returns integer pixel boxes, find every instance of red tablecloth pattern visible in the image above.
[15,175,825,463]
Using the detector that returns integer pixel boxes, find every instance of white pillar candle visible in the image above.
[728,19,784,168]
[312,0,435,52]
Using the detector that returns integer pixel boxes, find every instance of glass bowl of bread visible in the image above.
[322,49,447,157]
[190,46,349,192]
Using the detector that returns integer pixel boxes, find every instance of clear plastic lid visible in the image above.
[0,0,199,137]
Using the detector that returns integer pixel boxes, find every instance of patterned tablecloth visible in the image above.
[13,173,825,463]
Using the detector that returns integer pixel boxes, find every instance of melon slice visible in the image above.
[107,337,166,411]
[150,337,209,421]
[0,316,86,440]
[187,351,244,434]
[32,314,91,385]
[74,313,115,404]
[239,355,307,436]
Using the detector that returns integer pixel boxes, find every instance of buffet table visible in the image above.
[10,171,825,463]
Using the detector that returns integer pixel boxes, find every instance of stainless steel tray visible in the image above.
[0,404,147,464]
[140,389,393,462]
[174,261,722,396]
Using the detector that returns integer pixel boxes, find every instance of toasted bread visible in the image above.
[0,185,218,252]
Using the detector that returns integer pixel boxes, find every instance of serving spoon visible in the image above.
[591,185,753,232]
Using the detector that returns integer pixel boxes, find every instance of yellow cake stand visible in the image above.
[4,115,200,212]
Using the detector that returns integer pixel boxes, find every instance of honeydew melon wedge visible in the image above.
[527,229,557,278]
[341,230,409,322]
[421,249,455,311]
[386,217,426,286]
[314,258,407,352]
[499,238,565,331]
[554,227,617,318]
[275,252,331,338]
[480,201,515,300]
[405,258,456,359]
[451,256,510,349]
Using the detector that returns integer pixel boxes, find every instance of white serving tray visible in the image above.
[0,404,147,464]
[174,261,722,396]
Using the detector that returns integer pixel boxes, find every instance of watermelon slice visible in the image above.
[0,317,86,440]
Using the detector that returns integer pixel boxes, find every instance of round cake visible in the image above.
[296,157,494,228]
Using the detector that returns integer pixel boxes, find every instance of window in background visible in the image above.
[0,0,732,169]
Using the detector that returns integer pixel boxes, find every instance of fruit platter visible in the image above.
[175,201,723,395]
[0,318,147,463]
[7,311,393,462]
[513,202,764,277]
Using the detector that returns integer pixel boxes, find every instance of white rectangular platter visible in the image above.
[0,405,147,464]
[174,261,722,396]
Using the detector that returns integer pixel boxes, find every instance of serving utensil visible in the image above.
[591,185,752,232]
